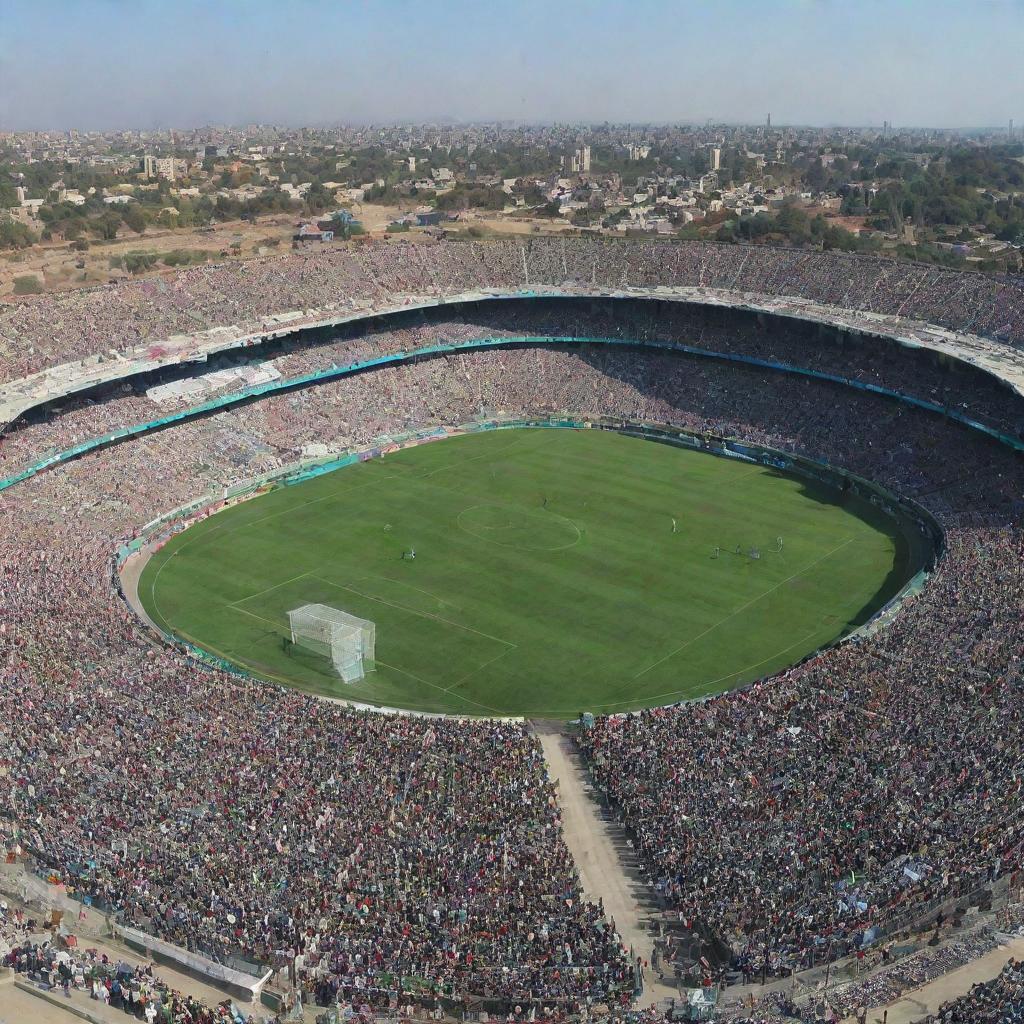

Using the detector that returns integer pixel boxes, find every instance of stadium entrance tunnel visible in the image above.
[125,419,940,719]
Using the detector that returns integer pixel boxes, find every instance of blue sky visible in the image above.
[1,0,1022,130]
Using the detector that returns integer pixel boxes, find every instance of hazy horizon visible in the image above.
[1,0,1022,133]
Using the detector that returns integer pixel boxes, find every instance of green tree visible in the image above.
[122,204,147,234]
[93,209,123,240]
[0,217,37,249]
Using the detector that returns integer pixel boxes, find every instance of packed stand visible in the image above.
[924,957,1024,1023]
[1,343,1023,1014]
[3,238,1024,387]
[4,298,1023,482]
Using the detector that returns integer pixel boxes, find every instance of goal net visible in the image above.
[287,603,376,683]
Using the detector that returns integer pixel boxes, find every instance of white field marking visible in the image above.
[309,574,518,648]
[228,604,291,633]
[164,621,319,692]
[346,573,459,612]
[151,433,538,582]
[148,546,180,633]
[595,624,827,712]
[152,469,399,571]
[228,570,319,607]
[460,624,826,718]
[226,604,501,712]
[372,659,502,715]
[509,622,827,716]
[148,447,476,624]
[455,503,582,551]
[145,471,398,629]
[441,645,518,694]
[632,536,857,680]
[150,436,534,667]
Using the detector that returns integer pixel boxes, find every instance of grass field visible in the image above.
[139,428,918,717]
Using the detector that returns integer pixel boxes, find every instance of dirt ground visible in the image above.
[841,936,1024,1023]
[538,730,1024,1021]
[537,729,678,1010]
[0,203,582,301]
[0,887,271,1023]
[0,202,408,299]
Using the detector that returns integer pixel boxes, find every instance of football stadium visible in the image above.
[2,238,1024,1022]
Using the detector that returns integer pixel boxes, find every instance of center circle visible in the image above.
[456,503,582,551]
[136,427,924,717]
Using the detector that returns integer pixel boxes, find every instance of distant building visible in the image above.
[142,155,183,180]
[295,222,333,242]
[710,147,721,171]
[155,157,179,181]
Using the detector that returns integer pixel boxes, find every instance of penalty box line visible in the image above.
[307,574,518,649]
[228,570,518,648]
[228,570,320,608]
[632,536,857,680]
[227,604,501,714]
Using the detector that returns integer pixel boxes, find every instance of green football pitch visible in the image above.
[139,428,919,717]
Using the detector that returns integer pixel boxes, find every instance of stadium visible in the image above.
[2,238,1024,1022]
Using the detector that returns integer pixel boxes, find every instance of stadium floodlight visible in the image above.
[287,603,375,683]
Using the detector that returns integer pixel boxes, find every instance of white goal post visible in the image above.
[287,603,376,683]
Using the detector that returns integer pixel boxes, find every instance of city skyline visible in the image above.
[1,0,1022,132]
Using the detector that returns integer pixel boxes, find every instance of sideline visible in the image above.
[115,418,940,720]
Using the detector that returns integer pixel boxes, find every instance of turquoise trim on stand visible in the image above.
[3,334,1022,495]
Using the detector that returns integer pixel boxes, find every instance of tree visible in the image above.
[802,160,827,189]
[122,204,147,234]
[0,217,36,249]
[93,209,123,240]
[774,201,811,243]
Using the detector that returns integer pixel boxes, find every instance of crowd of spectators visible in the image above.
[824,929,1000,1017]
[925,957,1024,1022]
[0,897,260,1022]
[2,356,669,1012]
[0,317,1023,1020]
[3,237,1024,387]
[570,343,1024,980]
[4,939,254,1022]
[4,298,1023,483]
